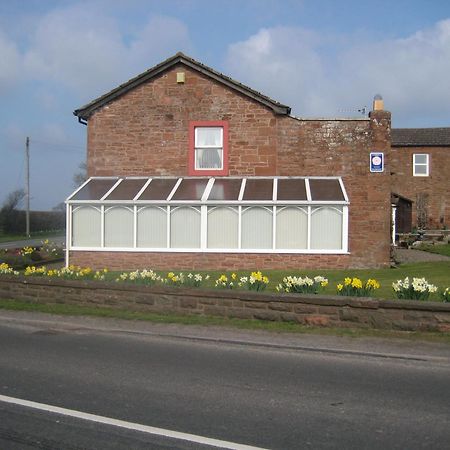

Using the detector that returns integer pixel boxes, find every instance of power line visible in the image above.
[31,138,86,152]
[0,132,86,152]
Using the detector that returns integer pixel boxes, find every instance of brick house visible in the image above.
[67,52,392,271]
[391,128,450,230]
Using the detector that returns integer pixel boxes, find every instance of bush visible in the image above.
[1,210,65,234]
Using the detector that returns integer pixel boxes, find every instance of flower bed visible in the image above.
[0,240,64,269]
[0,263,448,304]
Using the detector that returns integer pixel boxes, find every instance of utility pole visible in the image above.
[25,136,30,237]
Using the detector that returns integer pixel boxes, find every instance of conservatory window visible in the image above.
[170,206,201,248]
[104,206,134,248]
[207,207,239,249]
[276,206,308,249]
[72,206,101,247]
[137,207,167,248]
[241,206,273,249]
[310,206,343,249]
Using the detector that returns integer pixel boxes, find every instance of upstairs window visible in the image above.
[189,121,228,176]
[413,154,429,176]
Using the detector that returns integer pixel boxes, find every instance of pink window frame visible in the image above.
[188,121,229,176]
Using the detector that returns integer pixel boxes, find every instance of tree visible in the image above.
[0,189,25,233]
[73,161,87,187]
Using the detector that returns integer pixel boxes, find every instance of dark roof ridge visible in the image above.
[74,52,291,120]
[392,127,450,147]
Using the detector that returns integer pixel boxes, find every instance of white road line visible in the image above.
[0,394,268,450]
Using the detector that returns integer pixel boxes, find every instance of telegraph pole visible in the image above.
[25,136,30,237]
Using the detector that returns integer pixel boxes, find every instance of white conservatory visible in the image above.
[66,177,349,259]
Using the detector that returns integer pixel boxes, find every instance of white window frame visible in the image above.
[194,127,224,171]
[413,153,429,177]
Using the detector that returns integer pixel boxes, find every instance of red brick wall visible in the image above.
[82,64,392,269]
[87,64,278,177]
[70,251,352,271]
[391,146,450,228]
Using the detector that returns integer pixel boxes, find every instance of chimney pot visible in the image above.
[373,94,384,111]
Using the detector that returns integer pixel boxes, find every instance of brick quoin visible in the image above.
[78,60,392,270]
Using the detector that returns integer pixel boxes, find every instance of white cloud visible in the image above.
[23,4,129,98]
[129,15,192,64]
[22,5,192,101]
[0,30,21,92]
[225,20,450,123]
[226,27,330,116]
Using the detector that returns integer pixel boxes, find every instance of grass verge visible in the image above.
[0,230,65,244]
[1,298,449,344]
[415,243,450,258]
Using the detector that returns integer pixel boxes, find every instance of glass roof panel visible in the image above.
[242,179,273,200]
[277,179,307,201]
[138,178,178,201]
[105,179,147,200]
[208,179,242,201]
[172,179,209,201]
[309,179,345,201]
[71,179,118,200]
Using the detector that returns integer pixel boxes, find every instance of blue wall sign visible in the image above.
[370,152,384,173]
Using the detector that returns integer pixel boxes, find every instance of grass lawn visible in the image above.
[415,243,450,258]
[157,261,450,300]
[0,230,65,244]
[1,298,449,344]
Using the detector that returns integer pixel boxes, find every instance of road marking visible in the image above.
[0,394,267,450]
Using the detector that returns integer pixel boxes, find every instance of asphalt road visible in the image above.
[0,313,449,449]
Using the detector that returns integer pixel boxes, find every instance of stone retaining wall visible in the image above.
[0,276,449,332]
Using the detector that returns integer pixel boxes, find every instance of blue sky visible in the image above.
[1,0,450,210]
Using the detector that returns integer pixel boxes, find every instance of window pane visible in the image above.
[414,154,427,164]
[277,179,307,201]
[242,179,273,200]
[138,178,177,200]
[104,206,134,248]
[414,164,428,175]
[172,179,209,200]
[137,207,167,248]
[170,207,201,248]
[241,207,272,249]
[195,148,223,169]
[72,206,101,247]
[311,207,342,249]
[105,179,147,200]
[207,207,238,248]
[208,178,242,201]
[71,179,117,200]
[196,127,222,146]
[309,179,345,201]
[276,207,307,249]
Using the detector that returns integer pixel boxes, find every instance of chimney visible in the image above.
[373,94,384,111]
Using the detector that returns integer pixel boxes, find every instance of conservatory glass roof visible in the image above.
[67,177,348,204]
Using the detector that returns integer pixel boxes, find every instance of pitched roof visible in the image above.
[392,127,450,147]
[74,52,291,120]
